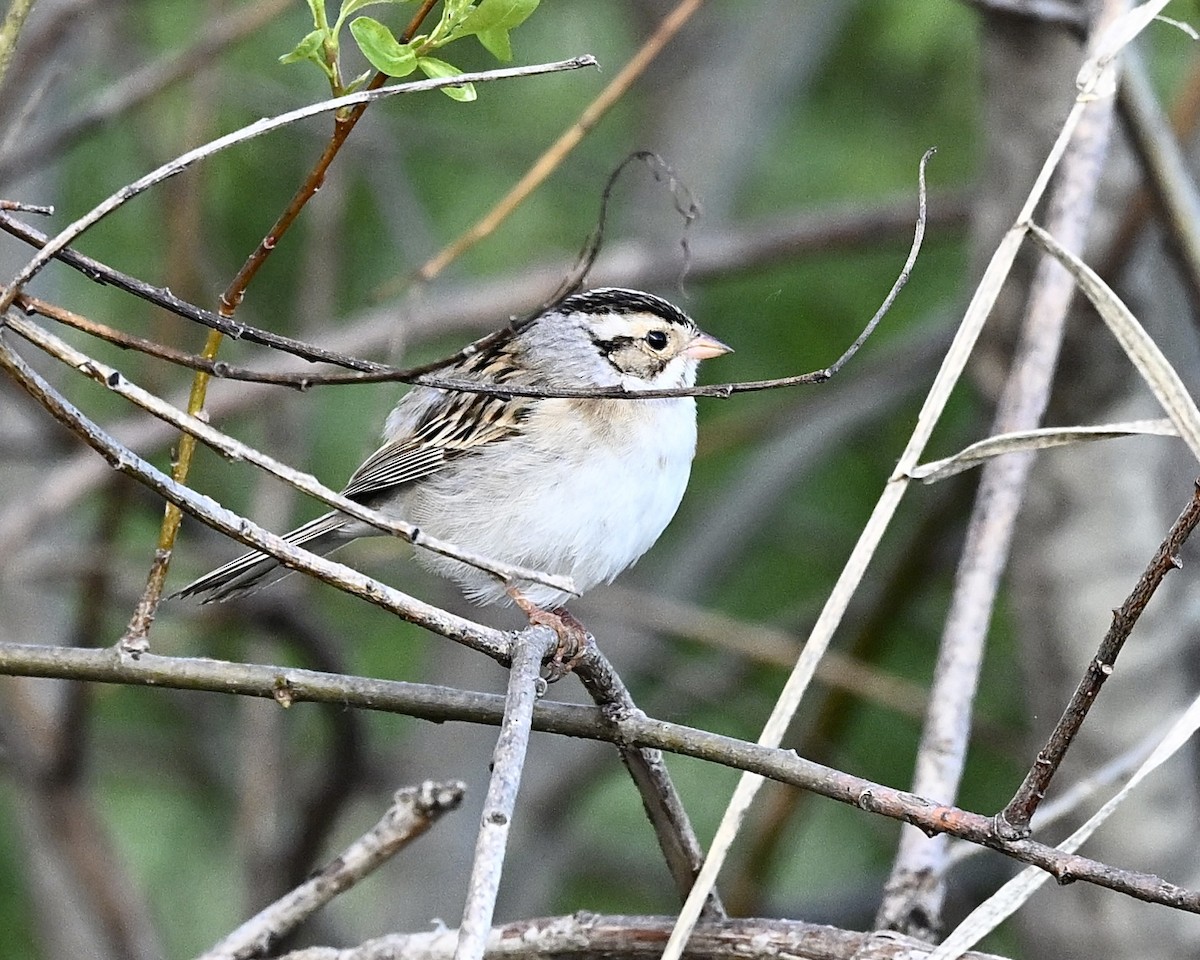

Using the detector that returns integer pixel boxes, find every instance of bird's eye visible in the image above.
[645,330,669,351]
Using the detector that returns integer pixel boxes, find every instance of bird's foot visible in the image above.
[507,588,592,682]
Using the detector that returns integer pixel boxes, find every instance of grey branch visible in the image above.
[0,332,512,661]
[275,913,1011,960]
[455,631,556,960]
[5,312,577,596]
[0,55,599,312]
[198,780,466,960]
[3,642,1197,913]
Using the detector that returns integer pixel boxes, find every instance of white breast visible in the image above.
[405,396,698,607]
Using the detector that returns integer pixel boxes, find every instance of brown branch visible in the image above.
[574,646,725,920]
[1,642,1198,913]
[995,477,1200,837]
[411,0,706,286]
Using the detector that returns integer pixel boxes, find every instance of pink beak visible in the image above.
[684,330,733,361]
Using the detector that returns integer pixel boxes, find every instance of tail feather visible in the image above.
[173,513,352,603]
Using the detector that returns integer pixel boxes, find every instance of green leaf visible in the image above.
[457,0,539,34]
[279,29,326,66]
[349,17,419,77]
[417,57,477,101]
[474,27,512,61]
[340,0,412,19]
[306,0,327,29]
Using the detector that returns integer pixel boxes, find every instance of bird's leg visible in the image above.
[506,587,592,681]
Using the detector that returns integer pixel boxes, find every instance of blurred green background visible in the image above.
[3,1,1197,957]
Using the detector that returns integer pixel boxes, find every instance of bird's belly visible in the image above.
[407,399,697,607]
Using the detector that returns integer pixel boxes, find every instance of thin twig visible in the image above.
[0,333,512,660]
[410,0,705,286]
[995,477,1200,837]
[3,641,1200,912]
[455,630,556,960]
[661,147,945,960]
[199,780,465,960]
[574,646,725,920]
[0,56,599,314]
[946,723,1164,869]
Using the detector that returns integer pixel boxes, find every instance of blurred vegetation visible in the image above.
[5,1,1190,958]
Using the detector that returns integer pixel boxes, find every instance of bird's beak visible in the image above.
[684,330,733,360]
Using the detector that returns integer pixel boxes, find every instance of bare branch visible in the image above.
[574,646,724,919]
[877,0,1126,934]
[996,477,1200,837]
[276,914,1012,960]
[4,312,577,595]
[199,781,465,960]
[0,333,512,660]
[0,55,599,313]
[455,631,556,960]
[3,640,1200,912]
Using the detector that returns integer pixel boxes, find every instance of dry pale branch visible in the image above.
[199,780,466,960]
[455,631,557,960]
[878,0,1127,933]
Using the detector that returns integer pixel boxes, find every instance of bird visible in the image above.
[176,287,731,668]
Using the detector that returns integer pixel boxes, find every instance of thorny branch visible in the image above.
[996,477,1200,837]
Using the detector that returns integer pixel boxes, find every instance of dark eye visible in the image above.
[645,330,669,351]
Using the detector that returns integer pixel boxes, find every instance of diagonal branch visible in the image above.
[995,477,1200,836]
[876,0,1127,937]
[0,331,511,660]
[575,646,724,919]
[4,311,576,596]
[198,780,465,960]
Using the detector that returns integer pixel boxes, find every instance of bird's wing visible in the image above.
[340,390,529,501]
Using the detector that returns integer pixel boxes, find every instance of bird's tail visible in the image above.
[172,513,352,603]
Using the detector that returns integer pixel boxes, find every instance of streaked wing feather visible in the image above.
[340,392,528,502]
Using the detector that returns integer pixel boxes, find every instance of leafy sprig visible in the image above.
[281,0,541,100]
